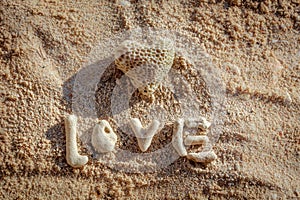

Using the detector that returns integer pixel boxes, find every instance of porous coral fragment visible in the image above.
[115,39,175,98]
[92,120,118,153]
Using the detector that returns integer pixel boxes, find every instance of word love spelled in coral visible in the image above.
[64,114,217,168]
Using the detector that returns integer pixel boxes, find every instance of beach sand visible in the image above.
[1,0,299,199]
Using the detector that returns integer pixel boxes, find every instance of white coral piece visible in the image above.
[186,151,217,163]
[64,114,88,168]
[172,117,217,163]
[92,120,118,153]
[184,117,211,130]
[172,118,187,156]
[130,118,160,152]
[184,135,209,146]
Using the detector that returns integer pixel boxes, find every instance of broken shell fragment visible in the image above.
[92,120,118,153]
[130,118,160,152]
[184,117,211,130]
[64,114,88,168]
[184,135,209,146]
[172,118,187,156]
[187,151,217,163]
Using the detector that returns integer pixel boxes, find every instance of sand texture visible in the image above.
[1,0,299,199]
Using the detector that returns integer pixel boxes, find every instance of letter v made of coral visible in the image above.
[130,118,160,152]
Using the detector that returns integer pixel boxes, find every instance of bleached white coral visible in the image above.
[130,118,160,152]
[184,134,217,163]
[186,151,217,163]
[172,117,217,163]
[92,120,118,153]
[184,135,209,146]
[64,114,88,168]
[172,118,187,156]
[184,117,211,130]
